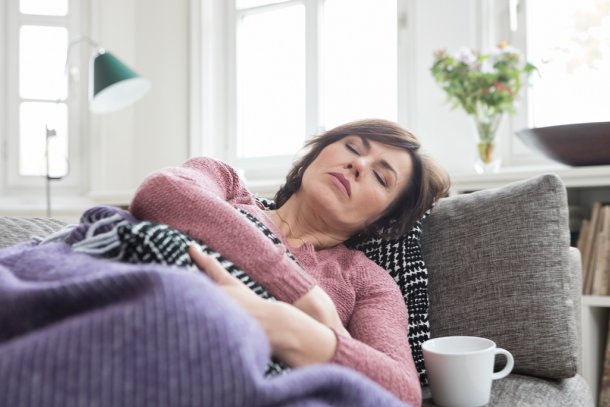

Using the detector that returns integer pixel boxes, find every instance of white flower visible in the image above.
[481,60,494,73]
[454,47,477,66]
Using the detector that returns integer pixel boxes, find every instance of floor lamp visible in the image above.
[45,37,151,217]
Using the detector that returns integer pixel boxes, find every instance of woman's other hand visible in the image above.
[293,286,351,338]
[188,244,271,316]
[188,245,349,338]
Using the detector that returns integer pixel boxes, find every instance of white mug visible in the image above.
[422,336,514,407]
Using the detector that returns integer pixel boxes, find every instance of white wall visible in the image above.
[407,0,481,172]
[0,0,6,182]
[133,0,190,183]
[88,0,190,203]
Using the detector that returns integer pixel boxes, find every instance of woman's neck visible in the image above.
[271,196,347,250]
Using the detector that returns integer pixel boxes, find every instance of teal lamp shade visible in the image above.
[89,51,151,114]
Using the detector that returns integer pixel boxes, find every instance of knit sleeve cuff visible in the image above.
[328,327,359,367]
[264,268,317,304]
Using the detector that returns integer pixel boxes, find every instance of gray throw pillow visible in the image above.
[421,174,578,379]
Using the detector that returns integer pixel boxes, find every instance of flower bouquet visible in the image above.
[431,42,536,172]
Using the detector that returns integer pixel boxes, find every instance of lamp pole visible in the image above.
[45,125,61,218]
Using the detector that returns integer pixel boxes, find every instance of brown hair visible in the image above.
[274,119,451,243]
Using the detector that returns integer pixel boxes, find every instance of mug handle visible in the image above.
[492,348,514,380]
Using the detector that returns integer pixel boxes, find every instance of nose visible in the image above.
[346,158,366,180]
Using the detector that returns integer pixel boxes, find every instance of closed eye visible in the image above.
[346,143,360,155]
[374,171,387,187]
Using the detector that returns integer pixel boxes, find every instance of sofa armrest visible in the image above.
[422,174,578,379]
[569,247,583,373]
[0,217,66,249]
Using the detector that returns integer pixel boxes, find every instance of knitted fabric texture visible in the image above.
[258,197,432,386]
[128,157,423,406]
[59,205,292,376]
[0,240,410,407]
[353,217,430,386]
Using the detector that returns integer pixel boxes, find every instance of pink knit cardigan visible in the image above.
[130,157,422,405]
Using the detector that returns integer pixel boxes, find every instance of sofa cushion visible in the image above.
[421,174,578,379]
[488,374,592,407]
[423,374,592,406]
[0,217,66,249]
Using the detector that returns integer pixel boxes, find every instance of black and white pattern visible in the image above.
[111,214,291,376]
[235,208,300,267]
[115,219,278,300]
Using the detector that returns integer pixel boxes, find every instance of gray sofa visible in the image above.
[421,174,592,406]
[0,173,593,406]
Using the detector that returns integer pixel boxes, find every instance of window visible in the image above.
[236,2,306,159]
[321,0,397,129]
[5,0,83,187]
[520,0,610,127]
[230,0,398,178]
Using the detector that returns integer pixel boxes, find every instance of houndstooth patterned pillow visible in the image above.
[257,197,431,386]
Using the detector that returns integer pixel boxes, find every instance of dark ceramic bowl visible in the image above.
[516,121,610,166]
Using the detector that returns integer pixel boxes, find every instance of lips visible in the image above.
[328,172,351,197]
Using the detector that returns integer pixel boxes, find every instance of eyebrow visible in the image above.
[357,136,399,184]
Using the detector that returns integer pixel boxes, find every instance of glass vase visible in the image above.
[473,113,503,174]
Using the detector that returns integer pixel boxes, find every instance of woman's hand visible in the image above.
[188,244,272,317]
[188,244,341,366]
[188,245,349,338]
[293,287,351,338]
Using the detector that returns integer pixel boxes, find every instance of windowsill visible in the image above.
[0,190,135,223]
[0,195,96,223]
[450,163,610,192]
[2,164,608,220]
[245,177,284,198]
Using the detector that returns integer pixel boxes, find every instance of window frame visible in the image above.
[228,0,321,181]
[506,0,543,166]
[194,0,608,180]
[503,0,610,167]
[4,0,86,190]
[192,0,408,190]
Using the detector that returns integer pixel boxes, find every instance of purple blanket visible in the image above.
[0,239,408,406]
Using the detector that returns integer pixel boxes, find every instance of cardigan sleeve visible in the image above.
[130,157,316,303]
[330,268,422,406]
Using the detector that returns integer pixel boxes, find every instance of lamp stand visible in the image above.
[45,125,60,218]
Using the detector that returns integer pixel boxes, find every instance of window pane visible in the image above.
[20,25,68,100]
[19,102,68,177]
[322,0,397,129]
[236,5,306,158]
[236,0,289,10]
[20,0,68,16]
[527,0,610,126]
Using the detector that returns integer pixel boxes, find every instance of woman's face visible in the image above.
[300,135,413,233]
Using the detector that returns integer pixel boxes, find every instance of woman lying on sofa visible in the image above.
[130,119,450,405]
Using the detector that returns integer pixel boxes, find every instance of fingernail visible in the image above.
[189,243,203,253]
